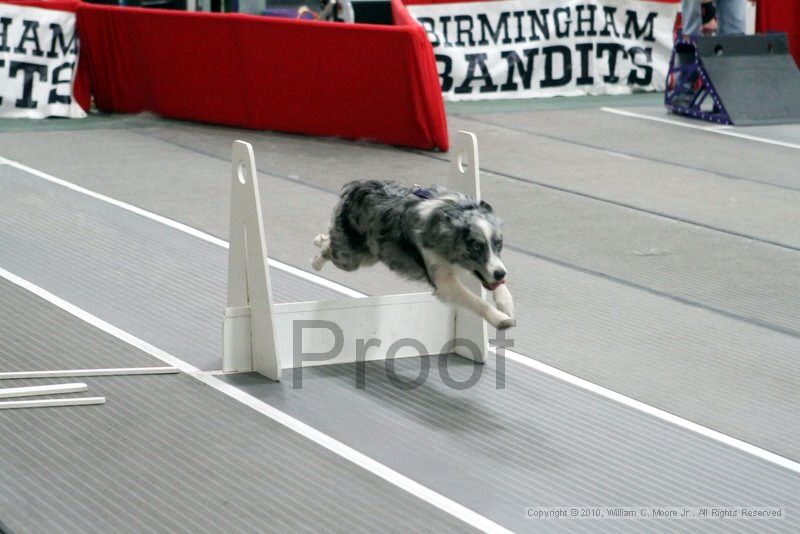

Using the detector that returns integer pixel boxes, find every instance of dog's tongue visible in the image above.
[484,279,505,291]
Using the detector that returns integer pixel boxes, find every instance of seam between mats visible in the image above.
[127,128,341,196]
[505,244,800,339]
[124,128,800,253]
[455,114,800,194]
[2,155,797,340]
[408,149,800,253]
[3,258,800,481]
[3,166,800,475]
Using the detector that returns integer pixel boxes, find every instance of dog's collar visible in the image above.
[411,185,434,200]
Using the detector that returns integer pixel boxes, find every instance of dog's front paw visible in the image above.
[495,317,516,330]
[487,309,515,330]
[495,300,514,318]
[492,285,514,317]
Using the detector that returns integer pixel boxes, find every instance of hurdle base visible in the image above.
[224,291,486,373]
[223,306,254,373]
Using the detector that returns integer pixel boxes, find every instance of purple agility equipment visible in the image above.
[665,35,731,125]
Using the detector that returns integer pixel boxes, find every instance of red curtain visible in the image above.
[76,1,448,150]
[757,0,800,66]
[402,0,679,4]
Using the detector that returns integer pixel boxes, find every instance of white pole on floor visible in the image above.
[0,397,106,410]
[0,383,88,399]
[0,366,179,380]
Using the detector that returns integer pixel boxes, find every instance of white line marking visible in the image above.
[0,155,363,299]
[0,367,178,380]
[0,383,87,399]
[266,265,800,474]
[0,156,227,248]
[601,107,800,151]
[0,397,106,410]
[714,129,800,151]
[269,258,362,298]
[4,154,800,476]
[499,349,800,475]
[602,149,636,161]
[601,106,722,131]
[0,266,510,534]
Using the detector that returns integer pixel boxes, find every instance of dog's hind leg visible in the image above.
[313,233,330,249]
[358,253,379,267]
[311,233,331,271]
[311,254,328,271]
[323,229,369,273]
[432,267,515,330]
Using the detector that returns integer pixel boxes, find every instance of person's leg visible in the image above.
[681,0,703,36]
[717,0,747,36]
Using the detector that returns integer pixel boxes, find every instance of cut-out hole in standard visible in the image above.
[457,150,469,173]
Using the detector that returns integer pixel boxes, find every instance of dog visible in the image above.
[312,180,515,330]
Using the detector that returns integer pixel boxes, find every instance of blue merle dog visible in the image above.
[312,180,515,329]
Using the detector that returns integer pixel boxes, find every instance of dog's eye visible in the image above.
[493,238,502,251]
[472,242,483,252]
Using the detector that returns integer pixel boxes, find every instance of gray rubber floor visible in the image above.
[0,166,342,371]
[1,93,799,532]
[0,280,468,534]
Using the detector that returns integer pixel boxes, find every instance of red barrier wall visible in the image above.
[757,0,800,66]
[402,0,679,4]
[77,1,448,150]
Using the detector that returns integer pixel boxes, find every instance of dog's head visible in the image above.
[423,198,507,290]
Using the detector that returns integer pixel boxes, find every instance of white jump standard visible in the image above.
[222,133,500,381]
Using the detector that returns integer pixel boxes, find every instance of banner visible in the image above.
[406,0,680,100]
[0,2,85,118]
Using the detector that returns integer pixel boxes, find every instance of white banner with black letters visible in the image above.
[0,3,85,118]
[407,0,679,100]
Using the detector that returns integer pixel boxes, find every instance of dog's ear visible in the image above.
[479,200,493,213]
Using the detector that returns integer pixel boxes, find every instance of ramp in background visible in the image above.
[699,34,800,126]
[667,34,800,126]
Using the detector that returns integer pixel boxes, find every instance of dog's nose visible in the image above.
[493,269,506,281]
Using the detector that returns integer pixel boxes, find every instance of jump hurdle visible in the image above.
[222,132,489,381]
